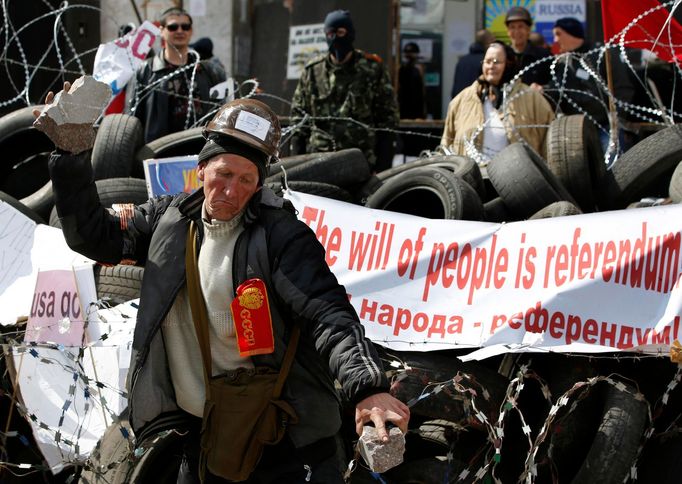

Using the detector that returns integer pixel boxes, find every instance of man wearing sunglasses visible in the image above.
[125,7,225,143]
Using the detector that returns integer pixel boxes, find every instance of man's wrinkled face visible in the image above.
[197,154,260,221]
[162,14,193,51]
[507,20,531,48]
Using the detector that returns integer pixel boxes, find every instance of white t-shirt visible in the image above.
[481,97,509,162]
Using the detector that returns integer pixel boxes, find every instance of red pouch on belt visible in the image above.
[230,278,275,356]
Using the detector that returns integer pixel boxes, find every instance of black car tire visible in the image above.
[19,180,53,222]
[92,114,143,180]
[94,264,144,305]
[366,166,474,220]
[545,115,600,212]
[487,143,575,219]
[266,180,354,203]
[600,124,682,209]
[266,148,370,188]
[529,201,582,219]
[0,105,53,199]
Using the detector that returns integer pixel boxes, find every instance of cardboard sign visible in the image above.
[25,265,98,346]
[287,23,326,80]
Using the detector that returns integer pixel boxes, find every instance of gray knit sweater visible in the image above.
[162,210,253,417]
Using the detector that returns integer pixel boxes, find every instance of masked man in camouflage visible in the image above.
[289,10,399,172]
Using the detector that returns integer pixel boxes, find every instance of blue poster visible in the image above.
[143,155,201,198]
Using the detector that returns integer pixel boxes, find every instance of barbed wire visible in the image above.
[369,351,682,483]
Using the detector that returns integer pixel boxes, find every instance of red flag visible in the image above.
[104,90,126,115]
[602,0,682,63]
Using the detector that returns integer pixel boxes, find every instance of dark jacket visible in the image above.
[48,151,389,448]
[125,50,225,143]
[451,42,485,99]
[546,42,635,127]
[509,43,552,86]
[398,63,426,119]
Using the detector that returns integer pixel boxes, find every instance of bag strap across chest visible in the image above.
[184,220,299,399]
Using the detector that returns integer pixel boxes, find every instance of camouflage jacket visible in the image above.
[290,49,399,166]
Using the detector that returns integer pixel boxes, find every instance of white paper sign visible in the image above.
[0,203,92,326]
[287,23,327,80]
[14,299,137,472]
[235,111,271,141]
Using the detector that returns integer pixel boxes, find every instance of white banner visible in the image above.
[285,191,682,360]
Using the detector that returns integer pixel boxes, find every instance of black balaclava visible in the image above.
[324,10,355,62]
[198,134,269,184]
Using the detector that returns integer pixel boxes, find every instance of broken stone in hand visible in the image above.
[33,75,112,154]
[358,425,405,474]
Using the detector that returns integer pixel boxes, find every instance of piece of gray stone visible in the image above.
[357,425,405,474]
[33,75,112,154]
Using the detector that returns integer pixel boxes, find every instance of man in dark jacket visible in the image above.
[504,6,551,87]
[43,90,409,482]
[398,42,426,119]
[549,17,635,157]
[451,29,495,98]
[125,7,225,143]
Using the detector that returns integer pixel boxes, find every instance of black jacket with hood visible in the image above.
[48,150,389,448]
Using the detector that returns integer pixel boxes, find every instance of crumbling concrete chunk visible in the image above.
[358,425,405,473]
[33,75,112,154]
